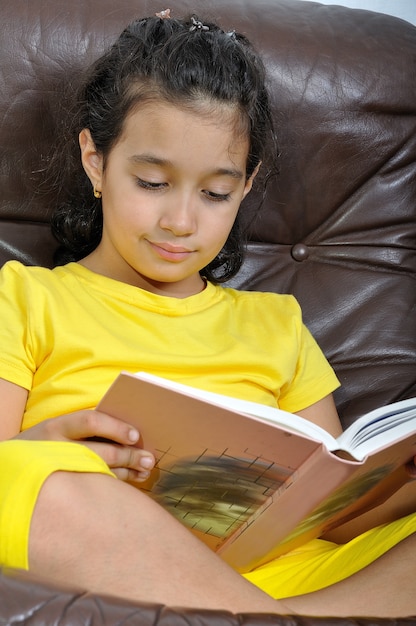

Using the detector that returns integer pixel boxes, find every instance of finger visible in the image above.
[111,467,152,483]
[57,410,140,445]
[405,459,416,480]
[83,440,155,473]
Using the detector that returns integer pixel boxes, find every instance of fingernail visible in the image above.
[140,456,154,469]
[128,429,139,443]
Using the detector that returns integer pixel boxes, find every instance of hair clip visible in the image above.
[155,8,171,19]
[226,30,236,40]
[189,16,209,32]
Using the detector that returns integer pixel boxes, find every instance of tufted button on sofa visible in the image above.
[0,0,415,623]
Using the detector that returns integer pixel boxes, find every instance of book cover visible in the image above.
[97,371,416,571]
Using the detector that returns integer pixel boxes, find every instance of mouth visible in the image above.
[148,241,195,262]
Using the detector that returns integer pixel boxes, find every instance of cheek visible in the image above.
[224,203,241,230]
[104,189,148,227]
[206,208,239,247]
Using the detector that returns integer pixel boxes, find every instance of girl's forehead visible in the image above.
[125,96,248,136]
[120,99,249,153]
[110,101,250,176]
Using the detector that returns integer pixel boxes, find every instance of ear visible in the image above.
[79,129,104,192]
[242,162,262,199]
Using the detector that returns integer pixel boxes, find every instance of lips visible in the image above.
[148,241,194,262]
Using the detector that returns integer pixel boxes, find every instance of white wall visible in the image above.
[298,0,416,26]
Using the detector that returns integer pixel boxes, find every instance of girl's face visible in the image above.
[79,101,257,297]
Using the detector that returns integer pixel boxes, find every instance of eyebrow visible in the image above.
[128,154,244,180]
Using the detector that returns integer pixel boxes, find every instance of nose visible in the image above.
[158,192,197,237]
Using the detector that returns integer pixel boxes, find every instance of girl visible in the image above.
[0,13,415,617]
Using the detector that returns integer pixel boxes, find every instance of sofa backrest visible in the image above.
[1,0,415,427]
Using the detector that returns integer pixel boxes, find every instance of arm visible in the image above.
[296,393,343,438]
[0,378,28,440]
[323,469,416,543]
[0,377,155,483]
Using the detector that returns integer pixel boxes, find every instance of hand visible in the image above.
[15,410,155,483]
[405,456,416,480]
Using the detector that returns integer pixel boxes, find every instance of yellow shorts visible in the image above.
[244,511,416,598]
[0,440,114,569]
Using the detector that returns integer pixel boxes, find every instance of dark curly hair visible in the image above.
[50,14,276,282]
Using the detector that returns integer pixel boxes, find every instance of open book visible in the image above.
[97,371,416,572]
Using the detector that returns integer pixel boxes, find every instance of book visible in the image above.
[97,371,416,572]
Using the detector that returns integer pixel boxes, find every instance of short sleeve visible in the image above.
[0,262,37,389]
[278,315,340,414]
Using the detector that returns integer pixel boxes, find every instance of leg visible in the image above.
[29,471,282,612]
[29,471,416,616]
[284,532,416,617]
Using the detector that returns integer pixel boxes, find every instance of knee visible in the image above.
[29,471,117,569]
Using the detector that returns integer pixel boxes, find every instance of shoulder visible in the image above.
[0,260,47,291]
[218,285,303,319]
[0,260,73,285]
[1,260,53,279]
[0,261,77,304]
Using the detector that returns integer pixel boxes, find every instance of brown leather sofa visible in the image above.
[1,0,415,623]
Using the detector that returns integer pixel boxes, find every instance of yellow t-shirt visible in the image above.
[0,260,339,430]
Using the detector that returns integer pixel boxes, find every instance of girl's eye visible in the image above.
[204,190,232,203]
[135,178,167,191]
[135,178,231,202]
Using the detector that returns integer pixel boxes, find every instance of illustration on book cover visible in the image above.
[141,445,294,542]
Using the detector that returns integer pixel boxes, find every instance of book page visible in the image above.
[336,398,416,459]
